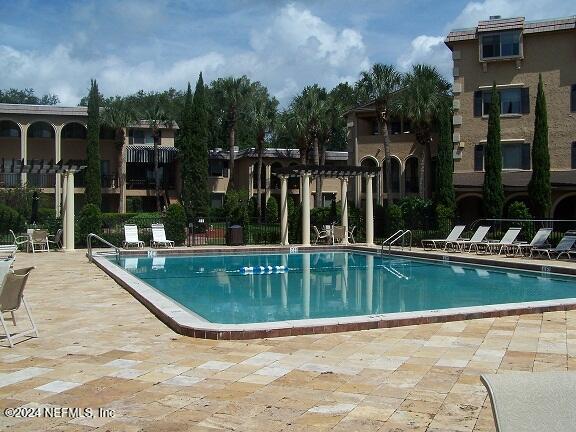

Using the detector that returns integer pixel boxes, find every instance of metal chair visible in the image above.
[313,226,330,244]
[30,230,49,253]
[9,230,29,252]
[0,267,38,348]
[347,226,356,244]
[47,229,63,250]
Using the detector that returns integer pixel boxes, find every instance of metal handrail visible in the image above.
[381,230,405,254]
[470,218,576,231]
[389,230,412,253]
[87,233,120,262]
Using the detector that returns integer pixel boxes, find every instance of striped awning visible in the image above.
[0,159,86,174]
[126,145,177,163]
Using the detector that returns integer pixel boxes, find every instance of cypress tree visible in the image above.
[483,83,504,218]
[528,74,551,218]
[435,101,455,210]
[85,79,102,208]
[180,73,209,218]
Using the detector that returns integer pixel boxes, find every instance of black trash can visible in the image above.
[227,225,243,246]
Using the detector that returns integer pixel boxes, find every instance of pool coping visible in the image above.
[91,245,576,340]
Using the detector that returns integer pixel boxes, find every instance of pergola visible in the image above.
[273,164,380,246]
[0,159,86,252]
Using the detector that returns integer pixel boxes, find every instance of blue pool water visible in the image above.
[113,252,576,324]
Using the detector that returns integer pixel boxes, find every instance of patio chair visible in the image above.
[481,372,576,432]
[313,226,330,245]
[446,226,491,253]
[150,224,174,248]
[421,225,466,251]
[347,226,356,244]
[30,230,49,253]
[0,245,17,259]
[530,234,576,259]
[0,266,38,348]
[123,225,144,249]
[332,226,346,244]
[0,258,14,283]
[510,227,553,257]
[9,230,29,251]
[47,229,63,250]
[476,227,521,255]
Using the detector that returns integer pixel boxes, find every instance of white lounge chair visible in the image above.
[0,267,38,348]
[313,226,330,244]
[477,227,521,255]
[421,225,466,250]
[510,227,552,257]
[0,245,17,259]
[123,225,144,249]
[150,224,174,248]
[481,372,576,432]
[446,226,491,253]
[531,234,576,259]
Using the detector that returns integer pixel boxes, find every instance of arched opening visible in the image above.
[270,162,282,190]
[27,121,55,188]
[360,157,378,193]
[0,120,22,187]
[553,195,576,233]
[287,162,299,190]
[404,156,419,194]
[456,195,484,225]
[382,157,401,194]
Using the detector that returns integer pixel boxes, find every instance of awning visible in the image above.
[126,145,177,163]
[272,164,380,178]
[0,159,86,174]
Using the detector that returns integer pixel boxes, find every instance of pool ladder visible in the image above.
[381,230,412,255]
[87,233,120,263]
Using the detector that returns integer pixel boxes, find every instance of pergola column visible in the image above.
[248,164,254,198]
[19,123,28,186]
[64,171,75,251]
[265,164,271,203]
[280,175,289,245]
[365,174,374,245]
[301,173,311,246]
[62,172,68,248]
[340,177,349,245]
[55,124,63,217]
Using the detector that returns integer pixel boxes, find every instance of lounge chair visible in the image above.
[530,234,576,259]
[476,227,521,255]
[150,224,174,248]
[0,267,38,348]
[123,225,144,249]
[509,227,553,257]
[30,230,49,253]
[481,372,576,432]
[446,225,491,253]
[332,226,346,244]
[421,225,466,250]
[347,226,356,244]
[0,245,17,259]
[0,258,14,283]
[313,226,330,244]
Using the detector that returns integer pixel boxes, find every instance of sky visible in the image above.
[0,0,574,106]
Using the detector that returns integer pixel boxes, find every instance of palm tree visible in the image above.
[399,64,451,198]
[101,98,137,213]
[141,102,173,211]
[250,84,278,222]
[357,64,402,203]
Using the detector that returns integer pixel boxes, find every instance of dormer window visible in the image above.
[480,31,521,60]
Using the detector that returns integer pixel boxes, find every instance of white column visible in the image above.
[61,172,68,248]
[365,175,374,245]
[248,164,254,198]
[280,175,289,245]
[340,177,349,245]
[55,124,63,217]
[20,124,28,186]
[65,171,75,251]
[301,173,311,246]
[366,254,373,314]
[303,253,310,318]
[265,164,271,203]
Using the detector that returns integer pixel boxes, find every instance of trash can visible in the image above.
[227,225,243,246]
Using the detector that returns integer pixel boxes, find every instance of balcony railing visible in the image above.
[126,179,176,190]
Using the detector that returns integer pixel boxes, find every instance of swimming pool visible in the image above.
[112,251,576,325]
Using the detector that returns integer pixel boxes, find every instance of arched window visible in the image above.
[382,157,401,194]
[0,120,20,138]
[361,157,378,193]
[62,122,87,139]
[404,157,419,194]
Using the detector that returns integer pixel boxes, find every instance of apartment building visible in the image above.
[445,15,576,221]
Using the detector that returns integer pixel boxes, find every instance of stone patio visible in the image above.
[0,251,575,431]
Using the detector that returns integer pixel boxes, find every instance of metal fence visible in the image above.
[188,216,281,246]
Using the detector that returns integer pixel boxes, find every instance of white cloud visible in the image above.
[0,3,370,106]
[397,35,451,77]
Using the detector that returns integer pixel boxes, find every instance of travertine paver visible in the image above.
[0,251,575,431]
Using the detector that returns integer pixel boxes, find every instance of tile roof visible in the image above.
[477,17,524,33]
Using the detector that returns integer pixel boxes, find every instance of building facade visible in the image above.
[445,15,576,221]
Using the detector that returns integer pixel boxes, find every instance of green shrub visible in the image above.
[37,208,61,235]
[507,201,534,240]
[0,204,26,235]
[224,190,249,226]
[126,197,143,213]
[101,213,139,229]
[435,204,454,234]
[248,196,258,219]
[164,203,187,245]
[0,186,37,222]
[386,203,404,235]
[288,196,301,244]
[265,196,279,223]
[398,196,433,229]
[125,212,163,227]
[76,204,102,246]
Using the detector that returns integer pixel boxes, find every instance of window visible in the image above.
[390,120,401,135]
[129,129,154,144]
[474,88,529,117]
[211,193,224,209]
[208,159,229,177]
[322,193,336,208]
[572,142,576,169]
[0,122,19,138]
[371,119,380,135]
[62,123,87,139]
[28,123,54,138]
[502,143,530,170]
[571,85,576,112]
[474,145,484,171]
[481,31,520,59]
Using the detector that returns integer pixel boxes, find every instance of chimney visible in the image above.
[489,15,501,20]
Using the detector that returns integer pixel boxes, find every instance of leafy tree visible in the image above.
[265,196,279,223]
[101,97,137,213]
[0,88,59,105]
[141,102,173,211]
[164,203,187,245]
[528,74,551,218]
[435,101,455,210]
[179,74,210,219]
[0,204,26,234]
[85,79,102,208]
[357,64,402,203]
[76,204,102,246]
[399,64,451,198]
[483,83,505,218]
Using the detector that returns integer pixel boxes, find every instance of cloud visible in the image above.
[0,3,370,106]
[397,35,451,77]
